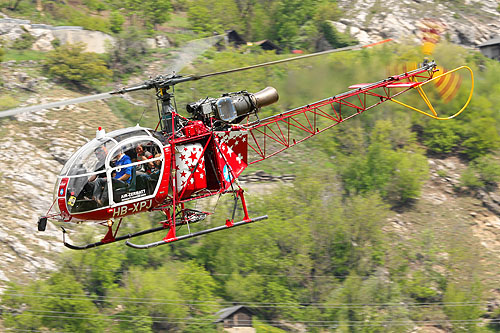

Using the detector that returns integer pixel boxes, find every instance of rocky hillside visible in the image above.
[332,0,499,46]
[0,60,125,291]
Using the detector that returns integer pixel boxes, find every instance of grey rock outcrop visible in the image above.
[332,0,499,46]
[0,16,114,53]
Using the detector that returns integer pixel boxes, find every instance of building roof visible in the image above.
[478,36,500,48]
[254,39,281,51]
[214,305,253,323]
[225,29,247,45]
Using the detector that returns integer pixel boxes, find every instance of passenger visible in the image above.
[148,153,162,181]
[93,150,132,206]
[136,144,154,173]
[135,153,162,194]
[89,146,108,181]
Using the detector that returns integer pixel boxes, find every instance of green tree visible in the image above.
[141,0,172,30]
[318,21,356,49]
[177,261,218,315]
[44,43,112,87]
[112,266,189,332]
[443,282,484,332]
[62,243,126,296]
[121,0,172,29]
[110,10,125,33]
[462,117,500,159]
[385,149,429,203]
[106,28,149,78]
[337,120,428,204]
[11,27,35,50]
[187,0,240,35]
[3,273,106,332]
[270,0,315,48]
[460,154,500,190]
[423,120,463,154]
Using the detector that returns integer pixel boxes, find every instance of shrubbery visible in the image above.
[106,29,149,78]
[43,43,112,87]
[460,154,500,189]
[11,27,35,50]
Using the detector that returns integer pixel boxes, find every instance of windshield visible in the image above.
[60,139,116,177]
[56,135,164,214]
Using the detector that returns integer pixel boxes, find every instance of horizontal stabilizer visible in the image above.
[386,82,419,88]
[349,82,419,89]
[348,83,371,89]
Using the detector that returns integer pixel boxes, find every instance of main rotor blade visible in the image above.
[0,91,115,117]
[193,39,393,80]
[0,35,224,118]
[0,38,392,118]
[164,35,224,74]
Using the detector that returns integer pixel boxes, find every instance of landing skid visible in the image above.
[61,189,267,250]
[125,215,268,249]
[61,223,168,250]
[61,215,267,250]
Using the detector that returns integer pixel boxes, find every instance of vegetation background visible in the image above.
[0,0,500,332]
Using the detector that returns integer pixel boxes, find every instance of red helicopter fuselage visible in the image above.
[54,121,248,223]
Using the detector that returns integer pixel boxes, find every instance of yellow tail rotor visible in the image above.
[390,65,474,120]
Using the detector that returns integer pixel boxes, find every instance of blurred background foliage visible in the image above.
[1,0,500,331]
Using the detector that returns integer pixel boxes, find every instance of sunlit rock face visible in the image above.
[332,0,499,46]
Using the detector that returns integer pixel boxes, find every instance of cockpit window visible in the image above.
[65,139,116,176]
[60,136,164,214]
[113,130,149,143]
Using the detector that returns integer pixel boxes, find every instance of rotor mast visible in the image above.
[112,74,199,134]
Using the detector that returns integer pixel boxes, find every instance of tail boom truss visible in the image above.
[245,61,471,164]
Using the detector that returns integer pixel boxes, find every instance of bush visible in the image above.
[83,0,108,12]
[462,117,500,159]
[109,10,125,34]
[0,94,19,111]
[106,29,149,78]
[43,43,112,87]
[51,5,111,33]
[460,154,500,189]
[423,120,463,154]
[337,120,429,205]
[11,27,35,50]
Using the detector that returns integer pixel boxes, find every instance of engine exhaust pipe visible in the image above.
[250,86,279,108]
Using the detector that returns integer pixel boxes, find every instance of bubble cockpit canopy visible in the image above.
[56,127,165,216]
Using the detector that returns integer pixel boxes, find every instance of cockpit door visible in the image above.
[105,137,165,206]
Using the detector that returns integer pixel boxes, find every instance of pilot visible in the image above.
[83,146,108,199]
[93,149,132,206]
[89,146,108,181]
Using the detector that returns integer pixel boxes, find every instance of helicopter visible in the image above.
[0,39,474,250]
